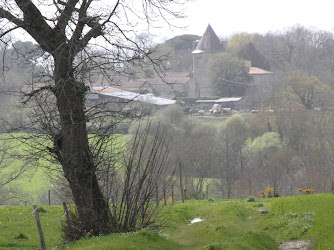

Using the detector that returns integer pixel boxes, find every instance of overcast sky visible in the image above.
[12,0,334,44]
[155,0,334,40]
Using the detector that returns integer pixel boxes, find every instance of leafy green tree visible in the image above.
[209,53,250,97]
[152,34,200,72]
[166,34,200,51]
[243,132,284,191]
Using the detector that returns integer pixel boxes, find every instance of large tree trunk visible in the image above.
[54,52,115,234]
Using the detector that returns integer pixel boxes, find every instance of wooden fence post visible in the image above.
[33,205,46,250]
[172,185,174,204]
[163,185,167,206]
[179,162,184,203]
[155,182,159,207]
[249,179,251,196]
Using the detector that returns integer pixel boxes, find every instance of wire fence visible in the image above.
[0,206,67,225]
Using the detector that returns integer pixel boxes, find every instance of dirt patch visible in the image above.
[279,240,311,250]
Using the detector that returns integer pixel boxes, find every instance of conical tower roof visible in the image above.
[192,24,222,54]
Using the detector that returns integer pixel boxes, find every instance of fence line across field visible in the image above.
[1,207,68,225]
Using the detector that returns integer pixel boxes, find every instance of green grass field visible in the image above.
[1,194,334,249]
[0,133,128,206]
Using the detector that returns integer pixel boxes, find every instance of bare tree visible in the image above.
[0,0,187,236]
[176,123,216,199]
[259,26,334,84]
[217,115,249,198]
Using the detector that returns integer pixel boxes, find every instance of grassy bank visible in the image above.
[1,194,334,249]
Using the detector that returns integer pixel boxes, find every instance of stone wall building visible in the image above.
[190,24,225,98]
[190,25,274,102]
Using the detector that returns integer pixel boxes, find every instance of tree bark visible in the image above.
[53,51,115,233]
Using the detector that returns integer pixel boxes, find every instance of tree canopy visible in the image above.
[209,52,250,97]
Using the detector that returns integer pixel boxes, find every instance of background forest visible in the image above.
[2,25,334,204]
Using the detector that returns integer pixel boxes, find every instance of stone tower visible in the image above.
[190,25,224,98]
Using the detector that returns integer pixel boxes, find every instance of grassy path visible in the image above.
[165,200,279,249]
[2,194,334,249]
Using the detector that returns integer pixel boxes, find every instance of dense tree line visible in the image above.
[148,104,334,199]
[227,26,334,107]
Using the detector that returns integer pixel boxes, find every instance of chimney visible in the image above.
[245,61,251,70]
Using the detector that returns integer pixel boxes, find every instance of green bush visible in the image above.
[247,196,256,202]
[13,233,28,240]
[204,242,222,250]
[37,206,46,213]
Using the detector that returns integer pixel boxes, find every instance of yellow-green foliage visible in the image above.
[298,188,315,195]
[259,187,275,198]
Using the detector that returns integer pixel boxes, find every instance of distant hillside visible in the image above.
[152,34,200,73]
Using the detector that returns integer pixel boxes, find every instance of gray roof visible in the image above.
[89,87,176,106]
[195,97,243,103]
[192,24,223,54]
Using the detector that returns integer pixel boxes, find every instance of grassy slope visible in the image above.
[0,134,55,205]
[0,133,128,205]
[1,195,334,249]
[270,193,334,249]
[164,200,278,249]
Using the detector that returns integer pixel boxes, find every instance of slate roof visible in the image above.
[192,24,223,54]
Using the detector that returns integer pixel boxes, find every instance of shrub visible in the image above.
[187,191,205,200]
[298,188,314,195]
[61,211,86,242]
[247,196,256,202]
[258,187,275,198]
[204,242,222,250]
[13,233,28,240]
[37,206,46,213]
